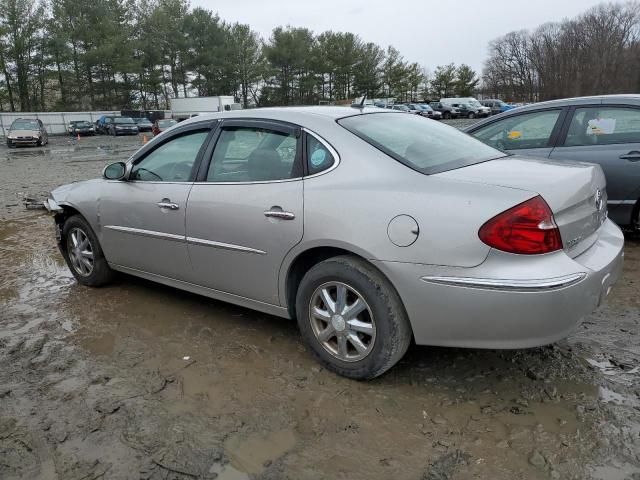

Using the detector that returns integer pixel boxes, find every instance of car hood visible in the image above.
[51,178,102,201]
[8,129,38,137]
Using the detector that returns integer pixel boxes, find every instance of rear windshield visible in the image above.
[338,112,506,174]
[114,117,135,124]
[11,120,38,130]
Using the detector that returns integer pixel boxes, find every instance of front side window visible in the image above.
[207,127,301,182]
[471,109,562,150]
[130,130,209,182]
[564,107,640,147]
[339,112,505,174]
[306,134,335,175]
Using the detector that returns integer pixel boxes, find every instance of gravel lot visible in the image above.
[1,132,639,480]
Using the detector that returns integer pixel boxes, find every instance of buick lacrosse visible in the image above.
[46,107,624,379]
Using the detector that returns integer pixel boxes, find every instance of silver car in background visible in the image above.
[45,107,624,379]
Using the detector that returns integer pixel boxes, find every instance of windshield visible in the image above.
[394,105,409,111]
[158,120,177,128]
[420,105,433,111]
[338,113,506,174]
[114,117,135,124]
[11,120,38,130]
[72,121,92,127]
[469,100,482,107]
[135,118,151,124]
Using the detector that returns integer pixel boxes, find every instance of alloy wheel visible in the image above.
[66,227,94,277]
[309,282,376,362]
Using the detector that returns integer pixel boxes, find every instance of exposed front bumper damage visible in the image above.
[375,219,624,349]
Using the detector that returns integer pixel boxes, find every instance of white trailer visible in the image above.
[170,96,241,120]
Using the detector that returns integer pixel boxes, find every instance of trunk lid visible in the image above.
[437,156,608,257]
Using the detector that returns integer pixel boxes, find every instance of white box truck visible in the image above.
[170,96,242,121]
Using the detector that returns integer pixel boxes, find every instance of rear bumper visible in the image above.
[375,219,624,349]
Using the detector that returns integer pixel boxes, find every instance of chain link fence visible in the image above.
[0,111,119,137]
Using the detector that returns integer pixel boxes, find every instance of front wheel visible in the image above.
[61,215,115,287]
[468,112,476,119]
[443,112,451,120]
[295,255,412,379]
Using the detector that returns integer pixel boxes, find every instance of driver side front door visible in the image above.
[99,124,214,281]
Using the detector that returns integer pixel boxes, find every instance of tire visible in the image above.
[443,111,451,120]
[61,215,115,287]
[468,112,476,119]
[295,255,412,380]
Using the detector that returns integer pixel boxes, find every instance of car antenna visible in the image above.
[351,95,367,109]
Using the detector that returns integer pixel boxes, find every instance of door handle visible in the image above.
[619,151,640,161]
[264,210,295,220]
[157,201,179,210]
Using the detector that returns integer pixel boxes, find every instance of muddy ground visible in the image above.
[0,133,639,480]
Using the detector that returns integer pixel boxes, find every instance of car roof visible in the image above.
[176,106,398,128]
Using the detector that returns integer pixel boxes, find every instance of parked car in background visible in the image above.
[406,104,441,119]
[418,104,443,120]
[67,121,95,136]
[442,98,491,118]
[466,94,640,229]
[45,106,623,379]
[388,104,410,112]
[6,118,48,147]
[429,101,459,119]
[152,119,178,136]
[108,117,139,136]
[482,99,514,115]
[134,118,153,132]
[95,115,115,134]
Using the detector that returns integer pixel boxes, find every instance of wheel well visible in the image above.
[632,197,640,228]
[53,206,82,248]
[284,246,401,320]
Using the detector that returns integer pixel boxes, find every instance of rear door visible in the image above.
[185,119,304,305]
[469,108,566,157]
[549,105,640,224]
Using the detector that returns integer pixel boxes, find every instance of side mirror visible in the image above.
[103,162,127,180]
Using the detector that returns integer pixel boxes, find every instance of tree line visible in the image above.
[0,0,483,112]
[482,1,640,102]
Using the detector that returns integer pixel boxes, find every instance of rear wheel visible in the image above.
[61,215,115,287]
[468,112,476,119]
[443,111,451,120]
[295,255,412,379]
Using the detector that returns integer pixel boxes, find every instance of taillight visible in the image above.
[478,195,562,254]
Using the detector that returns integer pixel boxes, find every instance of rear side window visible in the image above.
[338,113,505,174]
[564,107,640,147]
[471,109,562,150]
[306,134,335,175]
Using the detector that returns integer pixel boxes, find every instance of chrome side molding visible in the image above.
[421,272,587,291]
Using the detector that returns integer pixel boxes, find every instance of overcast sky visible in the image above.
[192,0,609,73]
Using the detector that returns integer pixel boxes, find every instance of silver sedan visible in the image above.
[46,107,624,379]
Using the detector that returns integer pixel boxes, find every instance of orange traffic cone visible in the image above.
[143,135,148,144]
